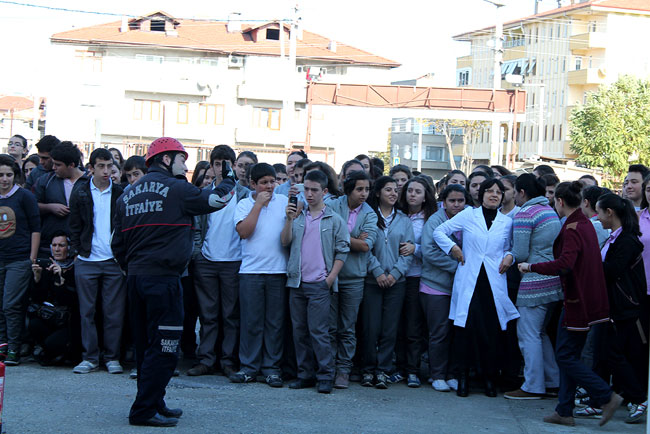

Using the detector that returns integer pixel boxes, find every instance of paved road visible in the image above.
[3,360,646,434]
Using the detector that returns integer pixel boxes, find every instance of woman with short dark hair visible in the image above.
[433,178,519,397]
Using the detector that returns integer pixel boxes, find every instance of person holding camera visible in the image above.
[0,154,41,366]
[29,230,81,365]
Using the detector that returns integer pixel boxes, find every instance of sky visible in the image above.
[0,0,563,95]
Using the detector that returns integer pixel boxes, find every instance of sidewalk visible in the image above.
[3,361,645,433]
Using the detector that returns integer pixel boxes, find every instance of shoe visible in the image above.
[626,401,648,424]
[159,406,183,418]
[334,373,349,389]
[129,413,178,427]
[504,388,544,400]
[318,380,333,394]
[375,372,388,389]
[388,372,405,384]
[187,363,212,376]
[349,371,362,382]
[73,360,98,374]
[4,350,20,366]
[545,387,559,397]
[0,344,7,360]
[407,374,421,388]
[129,368,137,379]
[361,373,374,387]
[457,373,469,397]
[289,378,316,389]
[599,392,623,426]
[543,411,575,426]
[446,379,458,391]
[485,379,497,397]
[574,406,602,418]
[229,371,256,383]
[105,360,123,374]
[266,374,283,388]
[173,369,180,377]
[432,379,450,392]
[20,343,31,357]
[222,365,237,378]
[575,387,588,399]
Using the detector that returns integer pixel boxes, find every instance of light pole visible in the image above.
[483,0,507,165]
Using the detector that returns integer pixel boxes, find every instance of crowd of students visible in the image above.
[0,133,648,428]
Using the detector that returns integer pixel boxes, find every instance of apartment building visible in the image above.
[48,11,399,169]
[454,0,650,163]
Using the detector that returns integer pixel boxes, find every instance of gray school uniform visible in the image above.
[326,196,379,374]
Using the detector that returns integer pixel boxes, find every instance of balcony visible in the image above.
[235,127,285,146]
[569,32,607,54]
[568,68,607,85]
[456,55,472,69]
[237,82,307,103]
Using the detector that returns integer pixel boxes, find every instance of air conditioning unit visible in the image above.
[228,55,244,68]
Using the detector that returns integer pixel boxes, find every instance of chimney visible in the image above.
[227,12,241,33]
[328,40,337,52]
[120,16,129,33]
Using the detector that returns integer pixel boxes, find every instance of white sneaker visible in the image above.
[73,360,98,374]
[106,360,123,374]
[432,379,451,392]
[446,379,458,391]
[129,368,137,379]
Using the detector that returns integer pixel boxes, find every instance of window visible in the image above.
[135,54,164,64]
[266,28,280,40]
[406,119,412,132]
[425,146,444,161]
[589,56,593,68]
[560,90,565,106]
[544,125,548,141]
[197,147,210,162]
[562,58,566,72]
[575,56,582,70]
[253,107,281,130]
[75,50,103,73]
[177,102,189,124]
[551,125,555,141]
[151,20,166,32]
[532,92,535,106]
[552,91,557,107]
[539,60,544,76]
[549,27,553,39]
[558,125,563,141]
[199,104,224,125]
[589,21,597,32]
[133,99,161,121]
[457,69,471,86]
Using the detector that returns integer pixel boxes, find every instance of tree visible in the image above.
[570,75,650,178]
[428,119,488,173]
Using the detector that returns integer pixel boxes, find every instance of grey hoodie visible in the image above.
[326,196,378,281]
[366,209,414,283]
[420,208,460,295]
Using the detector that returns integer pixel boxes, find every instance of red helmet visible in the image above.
[145,137,188,167]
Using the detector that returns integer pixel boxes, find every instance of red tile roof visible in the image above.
[51,14,400,67]
[0,96,34,112]
[453,0,650,39]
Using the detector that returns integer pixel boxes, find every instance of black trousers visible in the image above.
[394,277,426,374]
[453,266,501,378]
[595,317,648,405]
[128,275,183,423]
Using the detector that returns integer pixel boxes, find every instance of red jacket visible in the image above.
[531,209,609,331]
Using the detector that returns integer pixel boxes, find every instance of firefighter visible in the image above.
[112,137,235,427]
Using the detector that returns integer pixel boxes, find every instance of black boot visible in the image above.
[457,372,469,397]
[485,377,497,397]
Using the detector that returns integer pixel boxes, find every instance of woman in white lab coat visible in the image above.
[433,178,520,397]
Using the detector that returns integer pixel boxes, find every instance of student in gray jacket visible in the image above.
[281,171,350,394]
[420,184,468,392]
[361,176,414,389]
[326,171,377,389]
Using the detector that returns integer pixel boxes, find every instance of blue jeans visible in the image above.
[0,259,32,351]
[238,274,286,376]
[555,310,612,417]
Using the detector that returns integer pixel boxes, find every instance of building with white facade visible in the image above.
[48,11,399,170]
[453,0,650,164]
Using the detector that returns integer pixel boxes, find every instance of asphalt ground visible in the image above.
[2,358,646,434]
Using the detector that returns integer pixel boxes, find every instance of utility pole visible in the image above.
[285,3,299,151]
[484,0,506,165]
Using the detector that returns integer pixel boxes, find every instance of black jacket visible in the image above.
[111,167,235,276]
[602,231,647,321]
[69,177,124,258]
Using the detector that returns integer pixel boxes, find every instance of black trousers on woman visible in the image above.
[453,265,501,378]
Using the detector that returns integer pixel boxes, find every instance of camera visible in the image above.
[35,258,52,268]
[289,196,298,207]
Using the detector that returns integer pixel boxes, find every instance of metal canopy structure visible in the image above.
[305,82,527,166]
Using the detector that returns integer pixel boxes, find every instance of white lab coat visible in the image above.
[433,206,520,330]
